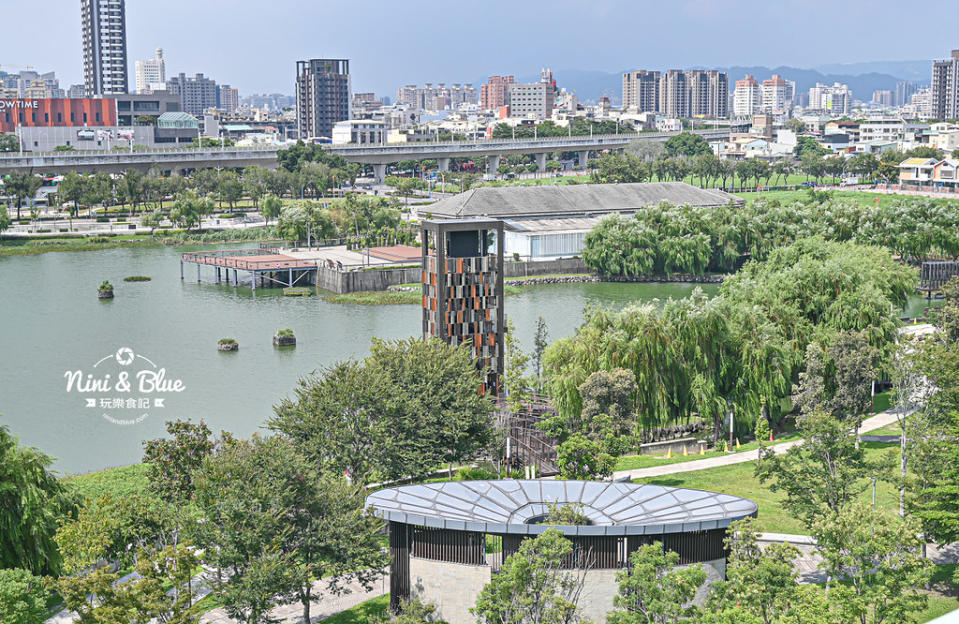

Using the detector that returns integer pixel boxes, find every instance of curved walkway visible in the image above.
[612,409,901,481]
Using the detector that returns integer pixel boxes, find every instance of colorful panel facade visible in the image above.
[421,220,504,396]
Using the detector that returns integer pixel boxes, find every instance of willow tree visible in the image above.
[0,425,73,575]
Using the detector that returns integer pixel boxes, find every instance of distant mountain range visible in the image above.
[491,61,933,106]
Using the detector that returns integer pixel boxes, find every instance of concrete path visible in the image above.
[47,568,386,624]
[758,533,959,584]
[200,571,388,624]
[612,409,901,482]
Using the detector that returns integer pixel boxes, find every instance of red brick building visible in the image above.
[0,98,117,133]
[480,75,514,111]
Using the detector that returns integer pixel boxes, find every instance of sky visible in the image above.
[3,0,956,97]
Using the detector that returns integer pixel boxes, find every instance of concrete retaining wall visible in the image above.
[316,265,421,294]
[409,556,491,624]
[637,437,707,456]
[503,257,590,277]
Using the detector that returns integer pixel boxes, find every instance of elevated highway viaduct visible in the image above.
[0,129,735,182]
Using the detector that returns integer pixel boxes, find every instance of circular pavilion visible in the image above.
[365,479,758,624]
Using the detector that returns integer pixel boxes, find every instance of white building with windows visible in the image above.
[808,82,852,115]
[331,119,385,144]
[858,116,904,143]
[134,48,165,94]
[761,74,794,114]
[733,75,761,116]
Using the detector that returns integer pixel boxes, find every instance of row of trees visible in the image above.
[582,195,959,279]
[597,142,949,191]
[546,238,915,446]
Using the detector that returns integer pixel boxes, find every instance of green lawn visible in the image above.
[62,463,150,502]
[634,442,902,534]
[917,564,959,622]
[322,594,389,623]
[614,433,802,472]
[734,189,959,208]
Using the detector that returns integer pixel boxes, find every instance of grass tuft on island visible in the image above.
[283,287,314,297]
[323,284,524,306]
[123,275,152,282]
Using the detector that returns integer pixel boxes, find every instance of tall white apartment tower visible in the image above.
[81,0,129,95]
[733,75,761,116]
[135,48,166,94]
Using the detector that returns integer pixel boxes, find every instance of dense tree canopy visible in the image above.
[269,337,493,484]
[548,239,915,438]
[663,132,712,157]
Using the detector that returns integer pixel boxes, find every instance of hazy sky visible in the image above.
[3,0,955,96]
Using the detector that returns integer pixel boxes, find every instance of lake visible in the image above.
[0,245,724,473]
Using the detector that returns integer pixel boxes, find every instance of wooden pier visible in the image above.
[180,247,317,291]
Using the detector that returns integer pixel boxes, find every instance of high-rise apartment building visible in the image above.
[931,50,959,120]
[896,81,918,108]
[733,74,761,116]
[622,70,660,112]
[480,76,514,110]
[687,70,727,117]
[658,70,688,118]
[295,58,351,139]
[219,85,239,114]
[872,90,893,107]
[167,73,218,116]
[135,48,166,94]
[761,74,794,114]
[808,82,852,115]
[81,0,128,95]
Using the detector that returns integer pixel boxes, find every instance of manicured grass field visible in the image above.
[734,188,959,208]
[614,433,802,472]
[633,442,902,535]
[62,463,150,502]
[322,594,390,624]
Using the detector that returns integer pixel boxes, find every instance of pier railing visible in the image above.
[181,248,317,271]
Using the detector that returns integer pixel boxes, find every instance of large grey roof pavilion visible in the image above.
[368,479,757,622]
[366,479,757,536]
[422,181,742,220]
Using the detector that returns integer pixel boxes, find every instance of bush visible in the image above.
[455,466,498,481]
[123,275,151,282]
[97,280,113,292]
[96,216,110,223]
[218,338,237,346]
[276,328,294,337]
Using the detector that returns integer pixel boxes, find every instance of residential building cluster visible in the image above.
[395,83,477,110]
[622,68,728,118]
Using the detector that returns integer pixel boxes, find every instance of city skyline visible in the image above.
[2,0,957,97]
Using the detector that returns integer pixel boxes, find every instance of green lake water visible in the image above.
[0,245,934,474]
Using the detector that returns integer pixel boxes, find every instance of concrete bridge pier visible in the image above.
[373,163,387,184]
[578,150,590,169]
[438,157,450,173]
[536,152,547,172]
[489,154,501,172]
